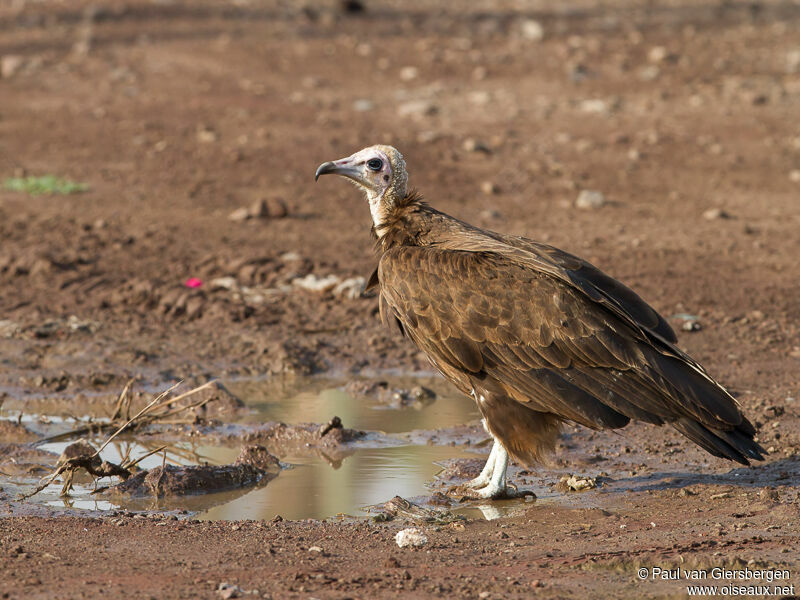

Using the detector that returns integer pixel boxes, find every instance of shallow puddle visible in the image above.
[1,375,539,521]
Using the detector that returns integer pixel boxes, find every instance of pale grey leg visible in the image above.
[465,440,500,489]
[468,443,509,499]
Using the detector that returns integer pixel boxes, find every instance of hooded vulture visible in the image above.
[315,145,765,499]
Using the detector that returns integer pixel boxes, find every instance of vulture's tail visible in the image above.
[671,417,767,465]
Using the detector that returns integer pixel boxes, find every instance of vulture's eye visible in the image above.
[367,158,383,171]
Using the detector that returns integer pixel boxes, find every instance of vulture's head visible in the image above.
[315,145,408,229]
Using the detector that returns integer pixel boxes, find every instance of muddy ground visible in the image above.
[1,0,799,598]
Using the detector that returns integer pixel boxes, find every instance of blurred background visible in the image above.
[0,0,798,394]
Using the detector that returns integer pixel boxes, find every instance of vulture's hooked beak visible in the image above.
[314,159,362,183]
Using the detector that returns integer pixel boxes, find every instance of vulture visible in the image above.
[315,145,765,499]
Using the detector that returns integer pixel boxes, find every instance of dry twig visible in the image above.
[20,380,219,500]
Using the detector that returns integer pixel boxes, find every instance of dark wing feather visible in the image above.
[378,245,763,464]
[437,232,678,345]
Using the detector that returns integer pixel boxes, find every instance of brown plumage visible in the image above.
[316,145,765,498]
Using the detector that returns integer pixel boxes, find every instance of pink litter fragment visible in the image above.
[184,277,203,288]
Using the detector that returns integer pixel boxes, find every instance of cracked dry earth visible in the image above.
[1,0,799,598]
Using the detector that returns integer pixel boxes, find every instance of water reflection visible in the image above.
[5,375,499,521]
[227,376,480,434]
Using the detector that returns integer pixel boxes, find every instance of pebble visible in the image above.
[308,546,323,553]
[559,474,597,491]
[293,273,341,293]
[638,65,660,82]
[228,207,250,222]
[682,320,702,332]
[259,197,288,219]
[216,583,243,599]
[648,46,670,63]
[196,126,218,143]
[702,207,729,220]
[399,66,419,81]
[579,99,609,114]
[480,181,498,195]
[352,99,374,112]
[397,100,438,118]
[333,276,366,299]
[789,170,800,183]
[575,189,606,209]
[519,19,545,42]
[395,528,427,548]
[417,131,440,144]
[463,138,491,153]
[1,55,24,79]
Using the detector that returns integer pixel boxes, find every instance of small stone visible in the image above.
[397,100,438,118]
[468,91,491,105]
[293,273,341,293]
[210,277,238,291]
[463,138,491,153]
[399,66,419,81]
[417,131,440,144]
[252,197,288,219]
[682,320,702,332]
[789,170,800,183]
[333,276,366,299]
[1,55,24,79]
[480,181,498,195]
[648,46,669,63]
[575,190,606,209]
[353,99,374,112]
[638,65,660,82]
[558,474,597,492]
[228,207,250,222]
[703,207,730,220]
[519,19,545,41]
[395,528,427,548]
[249,199,270,218]
[308,546,323,553]
[479,592,491,599]
[579,99,609,114]
[196,126,218,143]
[216,583,242,599]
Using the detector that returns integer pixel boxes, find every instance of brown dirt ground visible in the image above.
[1,0,799,598]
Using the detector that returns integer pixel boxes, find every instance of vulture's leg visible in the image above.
[470,443,509,499]
[465,439,500,489]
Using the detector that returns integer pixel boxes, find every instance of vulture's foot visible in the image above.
[448,440,525,500]
[463,440,501,489]
[451,481,520,500]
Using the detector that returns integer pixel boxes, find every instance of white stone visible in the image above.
[353,99,374,112]
[519,19,544,42]
[0,55,24,79]
[397,100,438,118]
[575,190,606,209]
[293,274,341,293]
[210,277,239,291]
[395,528,428,548]
[333,276,366,299]
[399,66,419,81]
